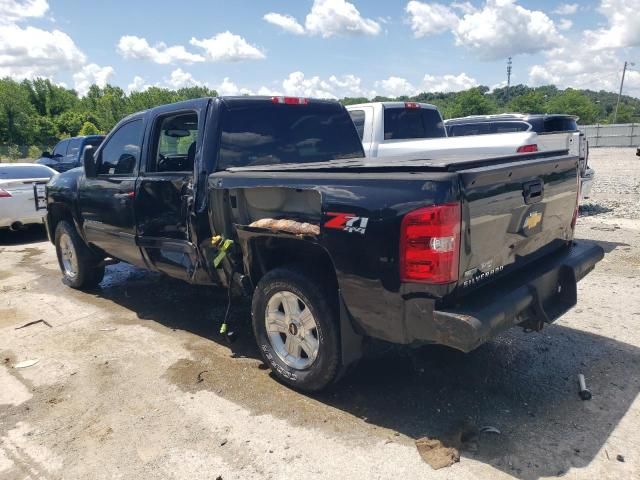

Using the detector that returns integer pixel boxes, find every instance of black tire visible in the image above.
[252,267,340,392]
[54,220,104,289]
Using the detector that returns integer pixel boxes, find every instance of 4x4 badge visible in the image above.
[324,212,369,235]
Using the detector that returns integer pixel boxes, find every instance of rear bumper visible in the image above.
[403,241,604,352]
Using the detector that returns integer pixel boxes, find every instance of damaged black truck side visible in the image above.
[45,96,604,391]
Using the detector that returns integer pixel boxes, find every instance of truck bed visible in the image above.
[211,150,586,348]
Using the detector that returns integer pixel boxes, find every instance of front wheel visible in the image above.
[54,220,105,289]
[251,267,340,392]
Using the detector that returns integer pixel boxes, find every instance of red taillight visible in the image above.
[404,102,420,109]
[517,144,538,153]
[400,203,461,284]
[271,96,309,105]
[0,188,11,198]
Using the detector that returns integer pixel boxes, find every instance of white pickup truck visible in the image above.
[346,102,540,160]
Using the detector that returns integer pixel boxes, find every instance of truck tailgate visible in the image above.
[457,155,578,290]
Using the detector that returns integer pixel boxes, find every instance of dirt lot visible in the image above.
[1,148,639,480]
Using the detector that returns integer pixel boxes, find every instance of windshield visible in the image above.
[384,107,446,140]
[217,102,364,170]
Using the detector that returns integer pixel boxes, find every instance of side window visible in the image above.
[66,138,83,162]
[348,110,366,141]
[494,122,530,133]
[98,120,143,176]
[150,112,198,173]
[52,140,68,158]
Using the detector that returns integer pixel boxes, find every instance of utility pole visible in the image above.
[614,61,634,123]
[506,57,512,104]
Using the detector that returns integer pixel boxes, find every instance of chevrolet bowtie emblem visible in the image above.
[524,211,542,230]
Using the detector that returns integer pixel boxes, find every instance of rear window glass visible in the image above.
[544,117,578,132]
[0,165,54,179]
[383,107,446,140]
[218,103,364,169]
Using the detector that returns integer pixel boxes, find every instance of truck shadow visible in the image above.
[95,263,638,480]
[0,224,47,245]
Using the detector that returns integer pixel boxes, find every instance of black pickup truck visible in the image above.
[44,96,604,391]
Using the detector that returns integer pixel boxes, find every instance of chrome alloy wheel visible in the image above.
[265,291,320,370]
[59,232,78,278]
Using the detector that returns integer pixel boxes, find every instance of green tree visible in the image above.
[606,103,637,123]
[507,91,548,114]
[56,111,86,137]
[0,78,37,144]
[545,89,599,124]
[447,88,497,118]
[79,121,100,136]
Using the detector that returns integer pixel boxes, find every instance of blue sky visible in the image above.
[2,0,639,98]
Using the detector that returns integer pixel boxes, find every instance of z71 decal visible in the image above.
[324,212,369,235]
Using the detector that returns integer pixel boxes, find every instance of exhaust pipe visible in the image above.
[9,221,23,232]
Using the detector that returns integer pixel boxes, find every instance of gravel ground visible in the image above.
[0,148,639,480]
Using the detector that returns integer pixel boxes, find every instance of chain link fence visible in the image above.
[580,123,640,147]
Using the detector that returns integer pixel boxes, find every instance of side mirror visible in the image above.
[83,146,97,177]
[41,151,51,158]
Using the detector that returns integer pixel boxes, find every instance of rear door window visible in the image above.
[65,138,83,163]
[348,110,366,140]
[218,102,364,169]
[447,123,492,137]
[383,107,446,140]
[493,122,531,133]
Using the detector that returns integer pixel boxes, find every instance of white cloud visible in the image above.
[127,76,150,94]
[405,0,562,61]
[584,0,640,50]
[422,72,478,92]
[190,31,265,62]
[0,0,49,24]
[73,63,114,96]
[406,1,459,37]
[453,0,560,60]
[552,3,578,15]
[263,13,305,35]
[305,0,381,37]
[117,35,204,64]
[0,23,86,79]
[215,77,253,96]
[375,76,418,97]
[558,18,573,30]
[328,74,375,97]
[281,71,337,98]
[165,68,200,89]
[528,45,640,97]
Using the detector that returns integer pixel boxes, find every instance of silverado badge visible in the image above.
[524,211,543,230]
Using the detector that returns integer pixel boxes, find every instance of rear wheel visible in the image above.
[54,220,104,289]
[252,267,340,392]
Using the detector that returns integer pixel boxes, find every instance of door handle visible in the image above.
[114,191,135,199]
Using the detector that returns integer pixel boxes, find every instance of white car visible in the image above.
[0,163,57,231]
